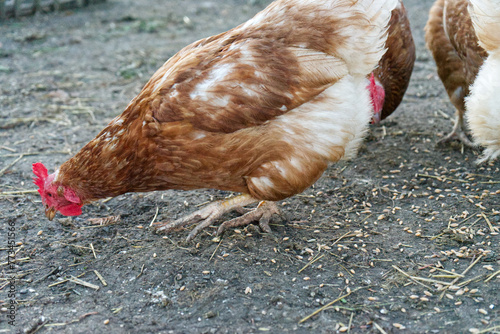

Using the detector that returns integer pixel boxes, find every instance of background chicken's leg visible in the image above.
[438,110,476,147]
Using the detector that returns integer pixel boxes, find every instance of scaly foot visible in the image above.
[437,115,476,148]
[153,194,279,241]
[216,201,279,236]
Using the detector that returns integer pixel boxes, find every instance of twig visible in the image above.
[0,154,23,177]
[93,270,107,286]
[299,287,363,323]
[298,254,325,274]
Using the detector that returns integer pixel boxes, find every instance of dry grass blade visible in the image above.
[69,276,100,290]
[438,255,484,299]
[417,174,468,183]
[48,279,69,288]
[0,189,38,196]
[0,150,71,158]
[136,264,145,279]
[347,312,354,334]
[477,325,500,333]
[458,274,487,287]
[0,145,16,152]
[0,257,30,266]
[298,254,324,274]
[209,237,223,262]
[411,276,452,286]
[430,266,464,277]
[373,322,388,334]
[299,287,363,324]
[61,243,92,250]
[484,270,500,283]
[149,207,159,227]
[331,231,355,247]
[0,154,23,177]
[392,265,433,290]
[481,212,496,233]
[94,270,107,286]
[90,243,97,259]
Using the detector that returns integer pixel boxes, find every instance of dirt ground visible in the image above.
[0,0,499,333]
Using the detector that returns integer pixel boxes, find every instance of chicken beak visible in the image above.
[371,112,381,125]
[45,207,56,221]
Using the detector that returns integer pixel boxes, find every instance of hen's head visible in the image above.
[368,73,385,124]
[32,162,82,220]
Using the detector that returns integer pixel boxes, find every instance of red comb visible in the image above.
[32,162,48,194]
[369,73,376,85]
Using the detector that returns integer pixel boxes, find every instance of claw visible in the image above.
[216,201,279,236]
[152,194,260,241]
[437,114,476,148]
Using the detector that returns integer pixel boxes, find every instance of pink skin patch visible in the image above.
[368,73,385,124]
[32,162,83,217]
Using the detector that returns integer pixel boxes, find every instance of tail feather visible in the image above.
[469,0,500,52]
[241,0,399,76]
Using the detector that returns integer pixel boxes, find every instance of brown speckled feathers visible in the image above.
[375,1,415,121]
[425,0,487,120]
[53,0,397,206]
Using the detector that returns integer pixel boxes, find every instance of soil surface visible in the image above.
[0,0,499,333]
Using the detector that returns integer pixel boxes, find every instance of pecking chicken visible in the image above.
[33,0,398,241]
[372,0,415,124]
[465,0,500,163]
[425,0,488,147]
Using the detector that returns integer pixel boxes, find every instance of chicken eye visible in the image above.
[47,193,52,197]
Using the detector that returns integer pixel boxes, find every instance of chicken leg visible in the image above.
[153,194,279,241]
[438,111,476,147]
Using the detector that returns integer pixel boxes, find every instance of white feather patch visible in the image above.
[466,53,500,162]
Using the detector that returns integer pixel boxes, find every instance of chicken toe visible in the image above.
[216,201,280,236]
[437,115,476,148]
[153,194,259,241]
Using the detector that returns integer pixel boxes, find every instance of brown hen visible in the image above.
[425,0,487,147]
[34,0,398,241]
